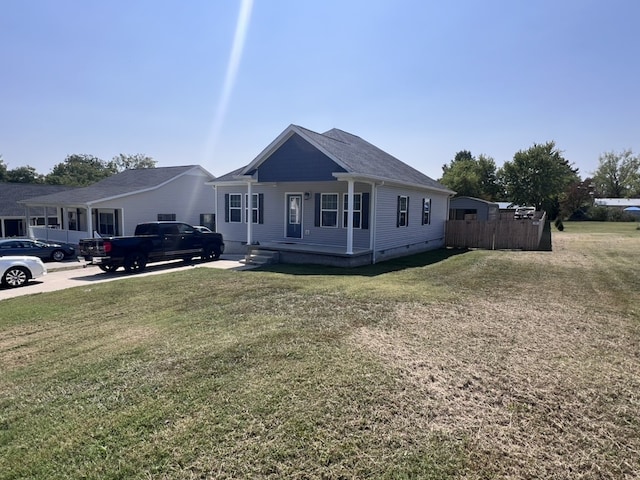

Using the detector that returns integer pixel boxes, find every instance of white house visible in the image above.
[20,166,216,244]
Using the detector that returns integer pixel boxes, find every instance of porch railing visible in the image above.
[28,227,91,245]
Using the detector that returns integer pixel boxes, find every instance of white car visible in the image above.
[0,256,47,288]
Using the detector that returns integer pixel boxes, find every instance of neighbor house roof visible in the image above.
[212,125,454,193]
[0,183,77,216]
[19,166,214,207]
[594,198,640,207]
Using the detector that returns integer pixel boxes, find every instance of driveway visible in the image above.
[0,255,251,301]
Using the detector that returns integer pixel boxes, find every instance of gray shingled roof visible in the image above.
[300,126,448,190]
[19,166,210,206]
[0,183,77,216]
[216,125,451,191]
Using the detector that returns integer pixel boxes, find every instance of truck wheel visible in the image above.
[124,253,147,273]
[202,246,221,261]
[98,265,119,273]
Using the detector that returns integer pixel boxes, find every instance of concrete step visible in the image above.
[243,249,280,265]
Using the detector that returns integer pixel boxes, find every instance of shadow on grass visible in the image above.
[248,247,470,277]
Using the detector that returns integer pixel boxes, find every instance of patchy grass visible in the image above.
[1,222,639,479]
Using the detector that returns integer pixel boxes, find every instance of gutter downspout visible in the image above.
[246,180,253,245]
[346,179,354,254]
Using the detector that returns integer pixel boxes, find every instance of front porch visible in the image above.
[247,241,373,267]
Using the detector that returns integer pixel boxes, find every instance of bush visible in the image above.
[554,217,564,231]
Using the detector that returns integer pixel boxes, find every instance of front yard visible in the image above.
[1,222,638,479]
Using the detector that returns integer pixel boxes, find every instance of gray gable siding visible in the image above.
[257,134,347,183]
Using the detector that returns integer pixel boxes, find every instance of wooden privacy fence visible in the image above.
[445,212,547,250]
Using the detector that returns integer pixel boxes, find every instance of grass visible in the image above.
[1,221,639,479]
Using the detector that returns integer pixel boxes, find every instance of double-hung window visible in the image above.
[321,193,338,227]
[422,198,431,225]
[397,196,409,227]
[245,193,260,223]
[228,194,242,223]
[342,193,362,228]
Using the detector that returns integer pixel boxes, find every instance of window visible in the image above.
[397,196,409,227]
[228,194,242,223]
[99,212,116,235]
[422,198,431,225]
[244,193,263,224]
[157,213,176,221]
[342,193,362,228]
[321,193,338,227]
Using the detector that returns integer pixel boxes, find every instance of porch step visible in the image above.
[243,249,280,266]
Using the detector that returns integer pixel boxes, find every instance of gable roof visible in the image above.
[19,165,214,207]
[0,183,77,216]
[214,125,454,193]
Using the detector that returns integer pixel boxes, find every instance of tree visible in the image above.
[109,153,156,172]
[5,165,44,183]
[0,155,7,181]
[559,178,595,219]
[499,141,579,214]
[45,154,116,186]
[591,149,640,198]
[440,150,501,200]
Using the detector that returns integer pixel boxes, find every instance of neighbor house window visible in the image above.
[321,193,338,227]
[397,196,409,227]
[228,194,242,223]
[157,213,176,221]
[422,198,431,225]
[99,212,116,235]
[342,193,362,228]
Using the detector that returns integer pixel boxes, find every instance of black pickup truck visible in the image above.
[79,221,225,273]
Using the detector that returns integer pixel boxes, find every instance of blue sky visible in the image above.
[1,0,638,181]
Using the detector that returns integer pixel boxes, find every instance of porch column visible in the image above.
[87,207,94,237]
[346,179,354,254]
[246,180,253,245]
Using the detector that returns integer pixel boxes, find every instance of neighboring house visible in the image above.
[594,198,640,208]
[19,166,216,245]
[449,196,499,221]
[0,183,77,238]
[208,124,455,266]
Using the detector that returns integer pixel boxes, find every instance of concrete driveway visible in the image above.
[0,255,251,301]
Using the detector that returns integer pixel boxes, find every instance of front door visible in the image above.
[286,194,302,238]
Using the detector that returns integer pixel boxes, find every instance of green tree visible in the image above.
[559,178,595,219]
[591,149,640,198]
[5,165,44,183]
[499,141,579,213]
[108,153,156,172]
[440,150,500,200]
[45,154,116,186]
[0,155,7,181]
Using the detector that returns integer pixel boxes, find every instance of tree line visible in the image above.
[439,142,640,220]
[0,153,156,187]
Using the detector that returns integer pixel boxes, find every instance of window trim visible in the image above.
[320,193,339,228]
[342,193,362,229]
[228,193,242,223]
[422,198,431,225]
[397,195,409,227]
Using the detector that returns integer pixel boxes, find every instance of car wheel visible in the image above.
[2,267,30,288]
[202,246,215,261]
[52,249,66,262]
[98,264,119,272]
[124,252,147,273]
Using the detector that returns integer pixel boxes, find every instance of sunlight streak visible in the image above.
[205,0,253,164]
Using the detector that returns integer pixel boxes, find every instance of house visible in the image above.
[0,183,77,237]
[208,125,455,266]
[594,198,640,208]
[449,196,499,221]
[19,165,216,245]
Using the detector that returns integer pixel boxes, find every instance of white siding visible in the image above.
[93,170,215,235]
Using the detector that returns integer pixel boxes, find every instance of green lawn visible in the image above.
[1,222,639,479]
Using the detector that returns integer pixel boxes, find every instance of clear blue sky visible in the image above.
[1,0,638,181]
